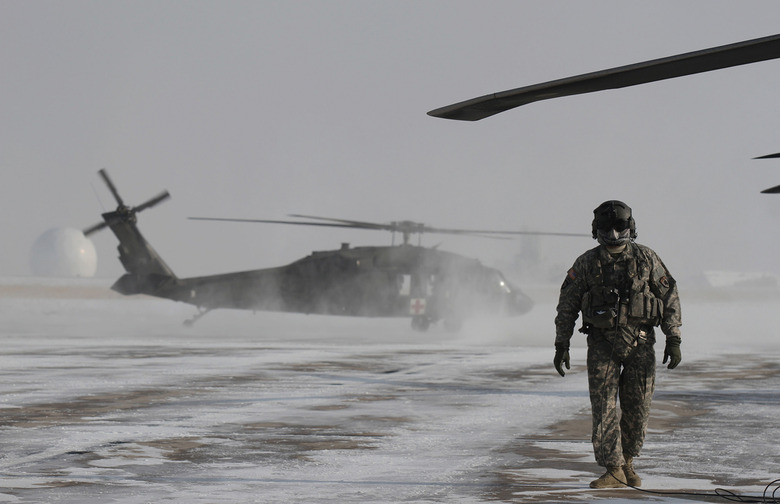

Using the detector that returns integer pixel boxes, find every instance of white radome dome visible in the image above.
[30,228,98,277]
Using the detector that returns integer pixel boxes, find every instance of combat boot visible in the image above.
[622,456,641,487]
[589,466,626,489]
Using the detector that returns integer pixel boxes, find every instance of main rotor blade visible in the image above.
[425,227,590,238]
[288,215,515,236]
[188,217,364,230]
[754,152,780,159]
[133,191,171,213]
[428,33,780,121]
[288,215,485,236]
[190,216,588,238]
[287,214,391,231]
[98,168,124,206]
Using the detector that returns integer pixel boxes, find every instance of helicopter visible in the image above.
[428,33,780,121]
[84,170,588,331]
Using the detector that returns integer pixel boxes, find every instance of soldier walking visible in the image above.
[553,200,682,489]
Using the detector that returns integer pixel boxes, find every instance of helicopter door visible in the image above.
[399,275,411,296]
[401,273,429,318]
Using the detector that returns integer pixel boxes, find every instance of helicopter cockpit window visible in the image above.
[493,271,512,294]
[313,255,358,273]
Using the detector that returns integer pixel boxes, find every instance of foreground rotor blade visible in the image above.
[428,33,780,121]
[98,168,124,206]
[134,191,171,213]
[761,184,780,194]
[754,152,780,159]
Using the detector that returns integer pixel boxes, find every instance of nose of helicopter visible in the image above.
[508,286,534,315]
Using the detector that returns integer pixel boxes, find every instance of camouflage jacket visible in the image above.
[555,242,681,346]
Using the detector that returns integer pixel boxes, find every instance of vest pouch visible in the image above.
[629,292,645,318]
[647,295,663,325]
[582,287,619,329]
[628,291,662,325]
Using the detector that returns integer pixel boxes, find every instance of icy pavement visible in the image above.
[0,282,778,503]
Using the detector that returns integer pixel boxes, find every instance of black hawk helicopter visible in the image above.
[84,170,587,331]
[428,33,780,121]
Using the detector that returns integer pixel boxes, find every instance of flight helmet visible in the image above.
[591,200,637,247]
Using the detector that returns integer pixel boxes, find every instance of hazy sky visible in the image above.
[3,1,780,283]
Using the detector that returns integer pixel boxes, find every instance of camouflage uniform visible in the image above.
[555,242,681,468]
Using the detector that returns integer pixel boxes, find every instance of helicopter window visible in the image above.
[483,271,512,294]
[399,275,411,296]
[495,273,512,294]
[312,255,358,274]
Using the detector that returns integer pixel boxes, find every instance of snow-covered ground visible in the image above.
[0,279,778,503]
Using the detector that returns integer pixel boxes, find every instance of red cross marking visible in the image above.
[410,298,426,315]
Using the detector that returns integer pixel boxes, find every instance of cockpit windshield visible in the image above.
[492,271,512,294]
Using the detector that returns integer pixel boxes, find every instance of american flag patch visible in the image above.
[567,268,577,280]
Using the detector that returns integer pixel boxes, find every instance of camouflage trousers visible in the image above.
[586,331,656,467]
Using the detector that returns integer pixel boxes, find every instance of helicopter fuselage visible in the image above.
[111,242,533,328]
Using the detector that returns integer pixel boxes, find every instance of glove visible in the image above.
[553,343,570,377]
[663,336,682,369]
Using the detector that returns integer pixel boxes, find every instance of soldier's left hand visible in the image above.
[663,337,681,369]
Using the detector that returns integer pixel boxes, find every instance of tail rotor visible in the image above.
[84,169,170,236]
[98,168,125,208]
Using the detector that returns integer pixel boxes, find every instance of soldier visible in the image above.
[553,200,682,489]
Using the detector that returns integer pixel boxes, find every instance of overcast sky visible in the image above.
[3,1,780,284]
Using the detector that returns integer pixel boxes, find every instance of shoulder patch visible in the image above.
[561,268,577,290]
[659,276,670,288]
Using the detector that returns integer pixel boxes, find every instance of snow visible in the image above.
[0,279,778,503]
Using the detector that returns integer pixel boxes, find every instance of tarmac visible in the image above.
[0,280,778,503]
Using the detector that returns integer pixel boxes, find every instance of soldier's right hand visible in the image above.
[553,344,570,377]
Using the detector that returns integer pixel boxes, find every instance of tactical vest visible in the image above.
[581,247,664,330]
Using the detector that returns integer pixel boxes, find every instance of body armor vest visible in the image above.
[581,247,663,331]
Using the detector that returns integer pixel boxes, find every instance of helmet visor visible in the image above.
[596,218,631,233]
